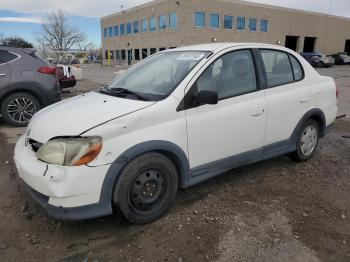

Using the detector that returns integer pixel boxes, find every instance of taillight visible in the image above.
[37,66,56,75]
[336,84,339,99]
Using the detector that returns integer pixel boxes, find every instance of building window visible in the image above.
[108,26,113,37]
[159,15,167,29]
[159,47,166,51]
[114,25,119,36]
[169,12,177,28]
[142,48,148,59]
[224,15,233,29]
[104,50,108,59]
[237,16,245,30]
[134,49,140,60]
[133,20,139,33]
[128,50,133,61]
[115,50,120,60]
[194,12,205,27]
[209,13,219,28]
[249,18,257,31]
[150,16,156,31]
[120,24,125,35]
[121,50,126,60]
[126,22,132,34]
[103,28,108,38]
[110,50,114,60]
[141,18,148,32]
[150,48,157,55]
[260,19,268,32]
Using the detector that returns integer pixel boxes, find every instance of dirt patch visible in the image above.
[0,119,349,262]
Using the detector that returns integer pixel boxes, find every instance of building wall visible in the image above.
[101,0,350,64]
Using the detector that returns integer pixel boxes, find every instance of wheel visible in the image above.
[290,119,319,162]
[1,92,40,127]
[113,152,178,224]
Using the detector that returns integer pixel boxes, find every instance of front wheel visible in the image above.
[290,119,319,162]
[1,92,40,127]
[113,152,178,224]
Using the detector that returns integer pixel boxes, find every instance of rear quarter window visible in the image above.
[0,50,19,64]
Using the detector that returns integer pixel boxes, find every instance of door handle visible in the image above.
[0,73,7,77]
[251,108,265,117]
[299,97,310,104]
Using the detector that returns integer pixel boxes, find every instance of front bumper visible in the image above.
[14,134,113,220]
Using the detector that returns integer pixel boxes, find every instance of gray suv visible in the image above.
[0,46,61,126]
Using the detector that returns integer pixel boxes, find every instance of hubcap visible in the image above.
[130,170,166,212]
[300,126,318,156]
[7,97,36,124]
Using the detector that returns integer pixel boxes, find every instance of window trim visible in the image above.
[194,11,205,28]
[0,51,21,65]
[180,48,261,111]
[209,12,220,29]
[258,48,305,89]
[223,15,233,30]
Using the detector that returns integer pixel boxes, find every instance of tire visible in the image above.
[290,119,319,162]
[1,92,41,127]
[113,152,179,224]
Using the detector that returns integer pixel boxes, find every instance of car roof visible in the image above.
[168,42,294,53]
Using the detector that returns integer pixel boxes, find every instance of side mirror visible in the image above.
[197,90,218,105]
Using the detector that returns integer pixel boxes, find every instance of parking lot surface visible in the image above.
[0,65,349,261]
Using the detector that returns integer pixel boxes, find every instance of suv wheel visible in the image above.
[113,152,178,224]
[290,119,319,162]
[1,92,40,127]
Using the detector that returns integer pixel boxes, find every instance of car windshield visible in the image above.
[104,51,209,101]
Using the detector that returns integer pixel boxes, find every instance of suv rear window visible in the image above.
[0,50,19,64]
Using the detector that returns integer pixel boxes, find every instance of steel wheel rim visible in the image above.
[130,169,167,213]
[7,97,36,124]
[300,126,317,156]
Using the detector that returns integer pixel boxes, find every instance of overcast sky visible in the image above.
[1,0,349,18]
[0,0,349,46]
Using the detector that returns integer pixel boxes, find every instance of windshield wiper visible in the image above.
[103,86,149,101]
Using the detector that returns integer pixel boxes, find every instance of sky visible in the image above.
[0,0,349,48]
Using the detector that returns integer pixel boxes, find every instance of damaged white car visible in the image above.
[14,43,337,224]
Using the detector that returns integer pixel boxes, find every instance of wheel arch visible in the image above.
[0,82,45,107]
[98,140,190,210]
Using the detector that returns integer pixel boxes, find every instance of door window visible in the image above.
[196,50,257,100]
[260,50,294,87]
[289,55,303,81]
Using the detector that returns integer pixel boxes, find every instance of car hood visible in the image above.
[28,91,155,142]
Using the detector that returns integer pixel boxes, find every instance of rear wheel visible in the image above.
[290,119,319,162]
[113,152,178,224]
[1,92,40,126]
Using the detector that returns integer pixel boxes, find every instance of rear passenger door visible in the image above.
[185,49,267,169]
[259,49,312,146]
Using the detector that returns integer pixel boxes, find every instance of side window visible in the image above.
[289,55,303,81]
[260,49,293,87]
[196,50,257,100]
[0,50,18,64]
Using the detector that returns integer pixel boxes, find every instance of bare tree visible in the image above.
[38,9,86,51]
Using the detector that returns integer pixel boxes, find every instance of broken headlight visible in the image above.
[36,136,102,166]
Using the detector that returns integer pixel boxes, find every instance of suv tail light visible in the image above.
[37,66,56,75]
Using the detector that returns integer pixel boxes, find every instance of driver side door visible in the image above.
[183,49,267,172]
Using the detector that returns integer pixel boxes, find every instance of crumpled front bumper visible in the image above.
[13,134,113,220]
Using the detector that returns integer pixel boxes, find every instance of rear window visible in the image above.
[260,49,304,87]
[0,50,19,64]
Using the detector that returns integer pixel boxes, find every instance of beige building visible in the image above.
[100,0,350,64]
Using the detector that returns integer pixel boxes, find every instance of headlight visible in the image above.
[36,136,102,166]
